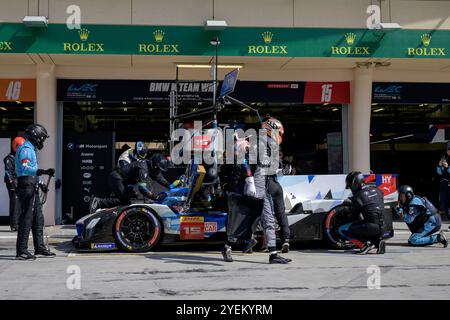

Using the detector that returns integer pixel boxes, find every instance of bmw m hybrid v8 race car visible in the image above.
[72,162,398,252]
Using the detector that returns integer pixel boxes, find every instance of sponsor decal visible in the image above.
[407,34,446,57]
[63,28,105,52]
[248,31,288,55]
[204,222,217,233]
[82,172,92,179]
[138,29,179,54]
[193,136,211,150]
[180,216,204,240]
[91,243,116,249]
[331,32,370,56]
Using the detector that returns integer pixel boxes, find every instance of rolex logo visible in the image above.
[78,28,90,42]
[345,33,356,45]
[153,30,165,43]
[421,34,431,47]
[262,31,273,44]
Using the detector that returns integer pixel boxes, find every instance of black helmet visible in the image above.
[148,153,169,172]
[398,185,414,204]
[134,141,148,160]
[25,124,49,150]
[345,171,365,193]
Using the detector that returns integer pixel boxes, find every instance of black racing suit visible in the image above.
[96,160,170,209]
[3,153,20,229]
[16,176,46,256]
[267,175,290,243]
[339,186,385,248]
[437,155,450,217]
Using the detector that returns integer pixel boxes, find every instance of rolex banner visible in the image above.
[1,23,450,58]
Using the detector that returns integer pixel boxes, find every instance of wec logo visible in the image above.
[374,85,402,94]
[68,84,98,92]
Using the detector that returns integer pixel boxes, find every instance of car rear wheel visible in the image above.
[113,206,162,253]
[324,205,356,250]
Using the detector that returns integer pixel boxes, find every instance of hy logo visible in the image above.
[421,34,431,47]
[153,30,165,43]
[262,31,273,44]
[78,28,90,42]
[345,33,357,45]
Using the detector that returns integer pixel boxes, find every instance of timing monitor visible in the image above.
[219,68,239,98]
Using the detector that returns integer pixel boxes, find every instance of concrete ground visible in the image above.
[0,222,449,300]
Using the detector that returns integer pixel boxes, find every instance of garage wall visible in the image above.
[0,0,449,30]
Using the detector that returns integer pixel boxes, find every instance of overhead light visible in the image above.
[373,108,385,113]
[332,107,339,111]
[147,101,152,105]
[15,101,22,104]
[24,107,31,111]
[23,16,48,28]
[176,64,243,69]
[374,22,402,31]
[323,103,329,106]
[123,107,127,112]
[0,107,6,111]
[149,108,153,112]
[204,20,228,30]
[122,101,127,105]
[371,103,378,106]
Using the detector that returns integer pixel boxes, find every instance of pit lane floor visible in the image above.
[0,222,449,300]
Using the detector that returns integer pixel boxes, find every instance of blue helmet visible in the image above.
[134,141,148,160]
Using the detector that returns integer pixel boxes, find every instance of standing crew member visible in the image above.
[437,144,450,219]
[395,185,447,247]
[338,171,386,255]
[15,124,55,260]
[3,136,25,231]
[222,118,292,264]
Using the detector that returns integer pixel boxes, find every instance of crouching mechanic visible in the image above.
[338,171,386,255]
[118,141,148,168]
[15,124,55,260]
[394,185,447,247]
[90,153,175,212]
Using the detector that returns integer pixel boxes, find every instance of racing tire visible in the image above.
[113,206,162,253]
[324,205,356,250]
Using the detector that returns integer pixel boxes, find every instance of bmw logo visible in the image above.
[67,143,75,150]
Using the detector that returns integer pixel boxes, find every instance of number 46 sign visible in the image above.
[0,79,36,102]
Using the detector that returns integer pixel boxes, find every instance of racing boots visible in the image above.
[221,245,233,262]
[16,251,36,261]
[35,248,56,258]
[356,241,376,255]
[438,231,448,248]
[376,240,386,254]
[269,254,292,264]
[281,242,290,254]
[242,239,258,254]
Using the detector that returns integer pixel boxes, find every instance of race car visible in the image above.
[72,162,398,252]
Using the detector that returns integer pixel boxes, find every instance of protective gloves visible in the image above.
[243,176,257,197]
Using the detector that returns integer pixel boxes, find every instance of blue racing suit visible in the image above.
[396,196,442,246]
[15,140,38,177]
